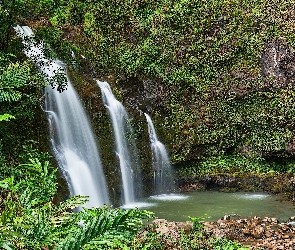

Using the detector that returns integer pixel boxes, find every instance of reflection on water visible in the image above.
[233,193,270,199]
[136,191,295,222]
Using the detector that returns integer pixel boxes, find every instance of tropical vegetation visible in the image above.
[1,0,295,249]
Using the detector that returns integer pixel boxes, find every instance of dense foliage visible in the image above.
[2,0,294,165]
[2,0,295,248]
[0,159,154,250]
[0,157,247,249]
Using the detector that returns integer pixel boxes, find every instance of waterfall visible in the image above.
[14,25,110,208]
[144,113,174,194]
[97,81,137,206]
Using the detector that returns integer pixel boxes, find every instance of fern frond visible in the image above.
[0,228,24,250]
[56,206,154,250]
[54,196,89,215]
[0,62,31,88]
[0,88,22,102]
[0,114,15,121]
[0,240,15,250]
[0,60,42,103]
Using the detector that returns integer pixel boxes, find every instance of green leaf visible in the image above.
[0,114,15,121]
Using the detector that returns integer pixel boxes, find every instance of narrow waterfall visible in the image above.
[14,25,110,208]
[98,81,136,206]
[144,113,174,194]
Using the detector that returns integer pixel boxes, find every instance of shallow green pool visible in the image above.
[131,191,295,222]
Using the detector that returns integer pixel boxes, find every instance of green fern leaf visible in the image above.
[0,114,15,121]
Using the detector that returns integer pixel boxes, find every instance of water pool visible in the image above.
[132,191,295,222]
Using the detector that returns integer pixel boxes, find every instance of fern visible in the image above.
[0,58,44,103]
[0,240,15,250]
[0,89,22,102]
[54,196,89,214]
[0,159,154,249]
[51,196,89,227]
[0,114,15,122]
[0,230,22,250]
[56,206,154,250]
[0,62,25,102]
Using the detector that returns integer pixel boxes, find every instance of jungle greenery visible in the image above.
[0,158,248,250]
[0,158,154,249]
[1,0,295,248]
[2,0,294,164]
[3,0,295,164]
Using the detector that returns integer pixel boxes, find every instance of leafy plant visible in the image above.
[209,237,249,250]
[189,215,208,232]
[0,114,15,122]
[0,159,154,250]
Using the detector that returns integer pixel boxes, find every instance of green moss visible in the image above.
[4,0,295,170]
[176,154,295,178]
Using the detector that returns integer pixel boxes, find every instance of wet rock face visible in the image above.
[118,77,166,114]
[286,139,295,155]
[261,39,295,86]
[177,172,295,197]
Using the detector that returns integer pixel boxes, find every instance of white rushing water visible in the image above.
[150,194,188,201]
[98,81,136,205]
[14,25,110,208]
[145,113,174,194]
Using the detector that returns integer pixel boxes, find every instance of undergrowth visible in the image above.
[0,158,250,249]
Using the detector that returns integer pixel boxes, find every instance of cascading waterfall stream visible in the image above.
[14,25,110,208]
[98,81,136,206]
[145,113,174,194]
